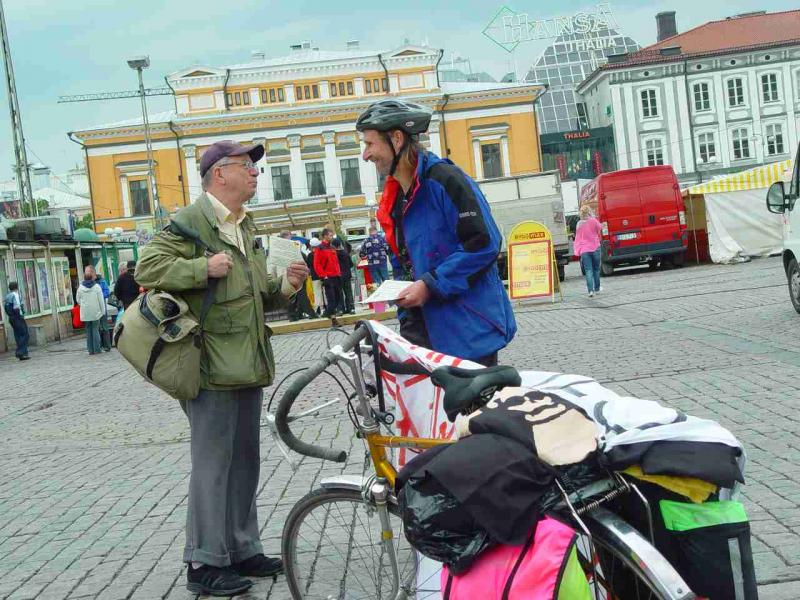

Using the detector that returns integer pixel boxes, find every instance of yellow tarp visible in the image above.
[683,159,792,195]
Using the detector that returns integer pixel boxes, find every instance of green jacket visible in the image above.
[136,194,288,391]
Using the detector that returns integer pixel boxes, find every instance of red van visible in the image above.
[579,165,688,275]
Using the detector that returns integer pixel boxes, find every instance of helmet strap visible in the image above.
[386,132,410,178]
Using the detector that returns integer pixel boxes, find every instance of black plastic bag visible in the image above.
[398,472,492,575]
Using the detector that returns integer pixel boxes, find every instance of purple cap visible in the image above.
[199,140,265,177]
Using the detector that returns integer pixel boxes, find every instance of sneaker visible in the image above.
[589,291,594,298]
[186,564,252,596]
[598,286,603,293]
[232,554,284,578]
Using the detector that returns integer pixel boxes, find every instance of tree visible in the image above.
[21,198,49,217]
[74,213,94,230]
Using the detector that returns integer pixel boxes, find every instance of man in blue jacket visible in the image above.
[357,99,516,365]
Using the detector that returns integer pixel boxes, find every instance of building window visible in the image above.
[698,133,716,163]
[382,78,389,92]
[271,165,292,200]
[330,82,338,97]
[234,92,242,106]
[346,81,354,95]
[260,89,268,104]
[365,79,372,93]
[129,179,151,216]
[295,86,302,100]
[640,89,658,118]
[312,84,319,99]
[225,93,233,107]
[645,139,664,166]
[761,73,779,103]
[727,78,745,107]
[340,158,362,195]
[303,85,311,99]
[306,162,326,196]
[338,82,345,96]
[481,143,503,179]
[278,88,285,102]
[731,128,750,159]
[51,257,73,309]
[765,123,785,156]
[693,82,711,111]
[242,91,250,105]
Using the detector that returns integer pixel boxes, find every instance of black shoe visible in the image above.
[232,554,283,578]
[18,355,30,361]
[186,564,252,596]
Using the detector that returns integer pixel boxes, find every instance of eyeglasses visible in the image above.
[217,160,257,171]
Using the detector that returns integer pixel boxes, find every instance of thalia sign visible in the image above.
[483,3,619,53]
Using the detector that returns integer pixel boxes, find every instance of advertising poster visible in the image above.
[508,221,555,300]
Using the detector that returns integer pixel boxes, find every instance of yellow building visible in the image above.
[71,43,545,237]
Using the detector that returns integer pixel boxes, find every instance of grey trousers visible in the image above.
[179,387,264,567]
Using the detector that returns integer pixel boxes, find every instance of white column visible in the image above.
[354,77,365,97]
[428,120,442,156]
[500,136,511,177]
[389,74,400,93]
[711,71,731,168]
[611,85,628,169]
[623,85,641,168]
[120,175,131,217]
[284,84,296,104]
[287,134,306,199]
[214,90,226,110]
[320,81,330,100]
[747,71,765,164]
[252,137,271,203]
[472,139,483,180]
[359,139,379,204]
[322,131,343,200]
[250,87,262,107]
[781,64,798,153]
[182,145,201,202]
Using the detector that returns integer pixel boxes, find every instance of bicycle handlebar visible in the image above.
[274,324,369,462]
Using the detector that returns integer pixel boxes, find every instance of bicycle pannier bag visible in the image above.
[441,516,591,600]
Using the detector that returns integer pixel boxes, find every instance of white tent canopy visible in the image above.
[683,160,793,264]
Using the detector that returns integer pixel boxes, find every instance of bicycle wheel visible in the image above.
[282,487,442,600]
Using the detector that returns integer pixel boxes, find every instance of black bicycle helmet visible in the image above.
[355,99,432,135]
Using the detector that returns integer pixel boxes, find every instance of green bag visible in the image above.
[114,223,217,401]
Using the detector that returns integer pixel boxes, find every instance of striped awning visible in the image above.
[683,159,793,195]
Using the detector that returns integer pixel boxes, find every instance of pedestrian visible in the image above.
[333,237,355,314]
[358,99,516,366]
[3,281,29,360]
[313,228,342,318]
[307,237,325,316]
[136,140,309,597]
[574,204,603,298]
[95,272,112,351]
[114,260,140,309]
[280,231,314,321]
[75,266,105,355]
[359,225,390,286]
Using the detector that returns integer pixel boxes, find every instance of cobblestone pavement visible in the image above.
[1,257,799,599]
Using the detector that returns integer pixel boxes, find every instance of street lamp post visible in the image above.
[127,56,164,230]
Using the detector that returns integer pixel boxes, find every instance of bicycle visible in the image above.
[272,321,697,600]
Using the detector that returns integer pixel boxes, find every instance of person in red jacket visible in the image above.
[313,228,342,318]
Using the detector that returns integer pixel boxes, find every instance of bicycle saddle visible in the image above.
[430,365,522,422]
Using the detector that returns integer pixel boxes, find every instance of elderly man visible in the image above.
[137,140,309,596]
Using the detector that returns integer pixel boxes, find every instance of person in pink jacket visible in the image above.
[574,205,603,297]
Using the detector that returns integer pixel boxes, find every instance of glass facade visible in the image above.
[526,28,639,135]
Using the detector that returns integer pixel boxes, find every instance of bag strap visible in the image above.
[442,573,454,600]
[166,218,219,327]
[501,521,539,600]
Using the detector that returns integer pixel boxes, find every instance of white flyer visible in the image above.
[358,279,413,304]
[266,235,302,273]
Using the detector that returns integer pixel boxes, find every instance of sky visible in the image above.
[0,0,796,183]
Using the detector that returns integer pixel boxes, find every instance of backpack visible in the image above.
[441,517,591,600]
[3,293,15,317]
[114,222,218,401]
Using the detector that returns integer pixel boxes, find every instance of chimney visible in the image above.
[346,40,360,50]
[656,11,677,42]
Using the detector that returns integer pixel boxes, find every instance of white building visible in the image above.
[577,10,800,184]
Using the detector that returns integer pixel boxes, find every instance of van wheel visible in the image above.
[600,261,614,276]
[647,260,659,270]
[788,259,800,314]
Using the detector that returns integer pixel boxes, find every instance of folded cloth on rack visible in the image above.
[623,465,717,504]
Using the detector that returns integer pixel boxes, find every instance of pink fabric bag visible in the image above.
[441,516,581,600]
